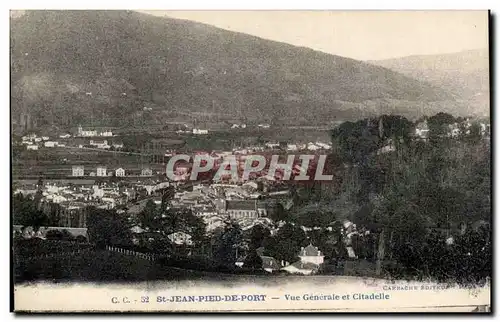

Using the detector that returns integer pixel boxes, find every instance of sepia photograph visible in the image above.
[10,9,491,313]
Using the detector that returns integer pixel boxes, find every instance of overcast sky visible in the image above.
[139,10,489,61]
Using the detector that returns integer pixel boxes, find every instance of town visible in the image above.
[13,113,491,279]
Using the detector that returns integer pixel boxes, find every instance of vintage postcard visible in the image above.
[11,10,491,313]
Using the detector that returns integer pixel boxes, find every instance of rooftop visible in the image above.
[300,244,323,257]
[226,200,257,211]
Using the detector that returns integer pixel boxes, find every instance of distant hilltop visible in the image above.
[11,10,469,132]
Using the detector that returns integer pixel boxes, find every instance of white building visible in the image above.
[286,144,298,151]
[415,120,430,139]
[265,142,280,149]
[22,134,36,141]
[96,166,107,177]
[307,142,320,151]
[167,232,193,246]
[112,142,124,149]
[41,136,50,141]
[92,185,104,198]
[141,168,153,176]
[193,128,209,135]
[115,168,125,177]
[480,123,491,136]
[100,130,113,137]
[27,144,38,150]
[51,195,68,204]
[44,141,58,148]
[203,215,225,232]
[90,140,109,149]
[315,142,332,150]
[377,144,396,155]
[78,125,98,137]
[72,166,84,177]
[298,244,325,265]
[281,244,324,275]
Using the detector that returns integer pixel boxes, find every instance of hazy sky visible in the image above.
[140,10,489,61]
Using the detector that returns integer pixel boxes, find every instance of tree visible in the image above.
[45,229,64,240]
[450,226,491,285]
[160,186,175,212]
[109,172,119,184]
[137,200,206,252]
[269,203,289,222]
[12,193,48,233]
[428,112,456,139]
[331,119,380,164]
[36,176,44,190]
[60,229,74,241]
[179,208,207,247]
[75,235,88,243]
[295,207,336,228]
[249,225,270,250]
[86,207,132,248]
[138,199,158,229]
[379,115,413,142]
[243,249,263,270]
[213,222,242,267]
[47,202,62,227]
[465,122,482,144]
[307,229,332,257]
[264,223,307,263]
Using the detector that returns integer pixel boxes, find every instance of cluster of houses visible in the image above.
[175,123,272,134]
[414,118,491,140]
[165,183,276,232]
[82,139,124,150]
[235,244,325,275]
[77,125,113,138]
[192,128,209,135]
[21,133,65,151]
[230,123,271,129]
[13,181,137,225]
[19,130,124,152]
[187,141,331,156]
[125,180,288,236]
[231,123,247,129]
[262,141,331,151]
[71,165,154,178]
[174,125,210,135]
[13,176,179,227]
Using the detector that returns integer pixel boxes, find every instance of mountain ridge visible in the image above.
[10,10,463,132]
[368,49,489,116]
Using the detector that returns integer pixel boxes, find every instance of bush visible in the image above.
[45,229,74,241]
[75,235,88,243]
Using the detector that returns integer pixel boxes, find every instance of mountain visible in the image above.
[369,49,490,117]
[10,10,457,132]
